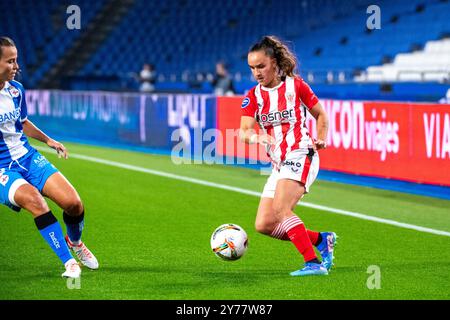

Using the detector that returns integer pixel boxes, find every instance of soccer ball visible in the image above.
[210,224,248,261]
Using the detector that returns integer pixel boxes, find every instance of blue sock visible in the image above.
[34,211,73,265]
[63,211,84,243]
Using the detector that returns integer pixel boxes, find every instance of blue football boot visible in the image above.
[316,232,337,271]
[290,262,328,276]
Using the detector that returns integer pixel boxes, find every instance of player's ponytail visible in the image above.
[0,37,16,58]
[249,35,298,80]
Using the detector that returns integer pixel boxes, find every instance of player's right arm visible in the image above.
[239,116,274,145]
[22,120,69,159]
[239,116,257,144]
[239,91,274,145]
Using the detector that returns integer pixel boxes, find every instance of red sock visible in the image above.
[270,223,289,240]
[271,224,320,244]
[307,230,320,246]
[282,216,317,262]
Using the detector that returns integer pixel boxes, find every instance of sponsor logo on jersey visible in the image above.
[0,109,21,123]
[241,97,250,108]
[8,86,20,98]
[258,109,295,126]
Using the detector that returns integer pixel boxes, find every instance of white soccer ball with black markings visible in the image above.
[211,224,248,261]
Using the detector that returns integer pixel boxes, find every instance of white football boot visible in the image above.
[62,258,81,278]
[65,235,99,270]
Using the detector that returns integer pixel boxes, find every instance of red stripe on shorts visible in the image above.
[300,153,312,184]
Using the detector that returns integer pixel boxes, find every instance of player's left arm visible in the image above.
[308,102,329,150]
[22,119,68,159]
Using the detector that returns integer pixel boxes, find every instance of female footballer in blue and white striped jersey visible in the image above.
[0,37,98,278]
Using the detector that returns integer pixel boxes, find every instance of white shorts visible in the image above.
[262,148,319,198]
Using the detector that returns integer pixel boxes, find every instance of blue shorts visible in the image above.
[0,150,59,212]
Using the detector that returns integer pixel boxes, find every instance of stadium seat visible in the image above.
[2,0,449,92]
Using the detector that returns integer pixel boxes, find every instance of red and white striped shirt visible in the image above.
[241,76,319,165]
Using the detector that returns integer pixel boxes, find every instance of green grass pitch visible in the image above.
[0,142,449,300]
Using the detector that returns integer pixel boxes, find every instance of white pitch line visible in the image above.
[36,147,450,238]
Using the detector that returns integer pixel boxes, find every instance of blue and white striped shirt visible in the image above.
[0,80,33,168]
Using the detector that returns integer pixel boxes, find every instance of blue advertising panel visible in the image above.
[25,91,217,158]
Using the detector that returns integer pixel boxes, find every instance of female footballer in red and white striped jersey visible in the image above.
[240,36,337,276]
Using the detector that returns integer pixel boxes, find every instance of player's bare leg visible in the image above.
[42,172,99,270]
[255,197,280,235]
[14,183,50,217]
[42,172,83,216]
[255,189,321,242]
[14,183,80,278]
[272,179,327,276]
[255,183,337,271]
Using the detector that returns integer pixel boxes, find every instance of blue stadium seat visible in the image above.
[2,0,449,92]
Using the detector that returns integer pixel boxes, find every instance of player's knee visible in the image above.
[63,196,84,216]
[254,220,267,234]
[254,218,274,235]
